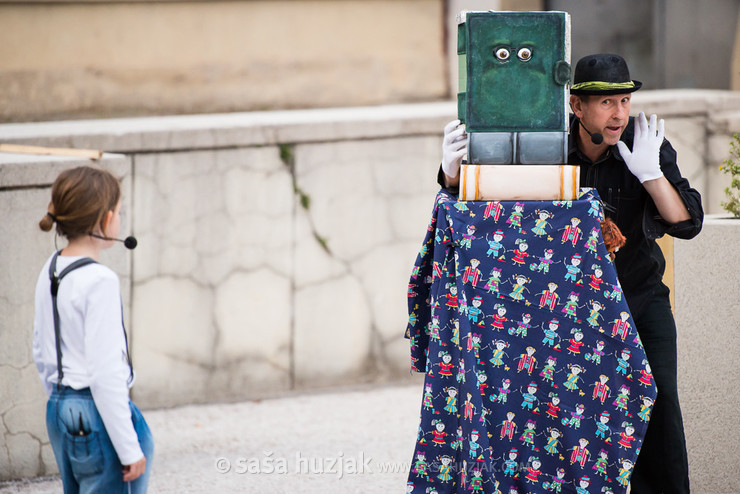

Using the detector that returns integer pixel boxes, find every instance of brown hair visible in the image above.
[39,166,121,240]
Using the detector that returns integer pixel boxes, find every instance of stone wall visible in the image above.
[0,153,133,479]
[674,217,740,494]
[1,91,740,481]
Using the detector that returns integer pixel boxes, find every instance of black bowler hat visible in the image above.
[570,54,642,95]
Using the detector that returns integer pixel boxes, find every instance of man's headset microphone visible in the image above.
[579,120,604,145]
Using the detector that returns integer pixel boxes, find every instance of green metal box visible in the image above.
[457,11,571,165]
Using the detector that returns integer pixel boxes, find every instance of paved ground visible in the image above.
[0,382,424,494]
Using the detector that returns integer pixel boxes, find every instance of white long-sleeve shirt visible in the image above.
[33,253,144,466]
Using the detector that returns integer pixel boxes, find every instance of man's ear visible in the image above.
[570,95,584,118]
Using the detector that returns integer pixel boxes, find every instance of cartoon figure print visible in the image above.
[517,347,538,375]
[430,420,447,447]
[486,230,506,260]
[462,258,483,286]
[508,274,531,302]
[524,456,544,484]
[615,348,632,377]
[591,374,611,404]
[611,311,632,341]
[436,351,454,377]
[575,475,592,494]
[494,378,512,404]
[509,313,532,337]
[483,267,503,295]
[538,282,560,311]
[592,449,610,478]
[561,217,582,246]
[511,239,530,267]
[569,438,591,467]
[541,320,561,348]
[484,200,504,221]
[587,265,605,292]
[490,304,508,331]
[563,403,587,429]
[500,412,517,440]
[489,340,510,370]
[594,411,612,441]
[613,385,631,416]
[638,360,654,387]
[520,382,540,411]
[566,328,586,356]
[584,340,606,364]
[519,419,537,450]
[436,455,453,483]
[584,227,601,257]
[469,429,483,459]
[544,393,562,420]
[531,248,558,274]
[542,467,567,492]
[460,225,477,249]
[412,450,429,480]
[468,295,486,327]
[539,355,559,386]
[502,448,519,476]
[443,386,458,414]
[544,427,563,456]
[586,300,605,329]
[616,458,635,487]
[564,253,584,284]
[560,291,582,322]
[532,209,554,237]
[617,422,636,451]
[638,396,654,422]
[507,202,525,231]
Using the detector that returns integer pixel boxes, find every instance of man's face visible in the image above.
[573,93,632,146]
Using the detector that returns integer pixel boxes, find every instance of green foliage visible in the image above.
[720,134,740,218]
[279,143,295,168]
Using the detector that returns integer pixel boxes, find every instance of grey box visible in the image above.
[469,131,568,165]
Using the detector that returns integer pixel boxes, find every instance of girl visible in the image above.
[33,166,153,493]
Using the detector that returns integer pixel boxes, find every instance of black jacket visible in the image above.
[438,116,703,318]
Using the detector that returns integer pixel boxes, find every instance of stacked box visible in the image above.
[457,11,575,200]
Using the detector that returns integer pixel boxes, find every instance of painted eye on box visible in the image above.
[517,47,532,61]
[494,47,510,61]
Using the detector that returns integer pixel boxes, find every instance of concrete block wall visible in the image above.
[674,217,740,494]
[1,91,740,482]
[0,154,133,480]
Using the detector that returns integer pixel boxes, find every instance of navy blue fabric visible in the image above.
[405,189,657,494]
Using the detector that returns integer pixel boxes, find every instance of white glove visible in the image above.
[616,112,665,183]
[442,119,468,178]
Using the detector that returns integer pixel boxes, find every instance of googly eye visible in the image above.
[494,47,510,61]
[517,47,532,61]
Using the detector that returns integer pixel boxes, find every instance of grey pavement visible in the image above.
[0,382,424,494]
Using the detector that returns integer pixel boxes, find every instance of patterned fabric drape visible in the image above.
[406,189,657,494]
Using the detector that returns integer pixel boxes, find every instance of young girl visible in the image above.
[33,166,153,493]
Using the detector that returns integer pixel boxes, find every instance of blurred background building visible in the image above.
[2,1,739,489]
[1,0,739,122]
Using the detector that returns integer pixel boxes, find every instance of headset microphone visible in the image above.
[579,121,604,145]
[89,233,138,250]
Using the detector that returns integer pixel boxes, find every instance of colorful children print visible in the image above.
[405,189,656,494]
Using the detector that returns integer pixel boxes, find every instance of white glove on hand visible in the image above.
[616,112,665,183]
[442,119,468,178]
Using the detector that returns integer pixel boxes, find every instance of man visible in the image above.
[439,54,702,493]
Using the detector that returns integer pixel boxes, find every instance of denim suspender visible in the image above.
[48,251,134,390]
